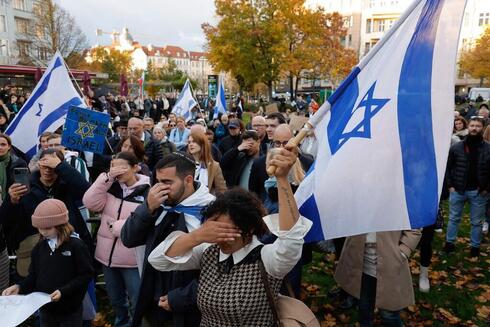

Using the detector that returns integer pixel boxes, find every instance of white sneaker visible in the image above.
[483,222,489,234]
[419,265,430,293]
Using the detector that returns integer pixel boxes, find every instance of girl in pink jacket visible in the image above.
[83,151,150,327]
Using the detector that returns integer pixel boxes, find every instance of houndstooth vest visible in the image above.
[198,244,282,327]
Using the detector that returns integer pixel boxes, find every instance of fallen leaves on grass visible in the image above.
[434,308,461,325]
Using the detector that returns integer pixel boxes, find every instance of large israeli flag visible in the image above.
[213,77,227,119]
[172,79,198,121]
[6,51,85,158]
[296,0,467,241]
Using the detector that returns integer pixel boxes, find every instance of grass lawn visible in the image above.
[85,201,490,327]
[301,201,490,326]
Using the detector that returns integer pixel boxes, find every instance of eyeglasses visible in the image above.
[252,124,265,128]
[272,140,289,148]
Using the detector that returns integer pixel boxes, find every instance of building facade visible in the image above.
[318,0,490,91]
[0,0,36,65]
[88,27,215,91]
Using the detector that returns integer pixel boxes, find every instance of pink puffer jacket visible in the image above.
[83,173,150,268]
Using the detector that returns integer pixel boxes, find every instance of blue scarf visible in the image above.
[161,204,205,221]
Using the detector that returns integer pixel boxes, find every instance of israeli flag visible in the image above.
[213,78,227,119]
[5,51,85,158]
[295,0,467,241]
[172,79,198,121]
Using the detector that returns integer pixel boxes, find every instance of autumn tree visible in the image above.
[459,27,490,86]
[203,0,357,99]
[18,0,88,66]
[306,11,358,88]
[203,0,285,99]
[87,47,132,83]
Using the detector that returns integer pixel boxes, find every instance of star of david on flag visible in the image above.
[295,0,468,241]
[5,51,86,158]
[171,79,198,121]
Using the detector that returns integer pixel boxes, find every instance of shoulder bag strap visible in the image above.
[258,259,281,327]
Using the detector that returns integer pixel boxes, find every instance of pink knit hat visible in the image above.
[32,199,69,229]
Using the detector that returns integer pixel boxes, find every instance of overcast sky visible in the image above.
[56,0,217,51]
[56,0,327,51]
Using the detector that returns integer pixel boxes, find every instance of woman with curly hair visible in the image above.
[148,145,313,326]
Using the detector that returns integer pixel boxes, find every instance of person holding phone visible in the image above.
[0,133,27,292]
[0,148,92,280]
[120,152,215,327]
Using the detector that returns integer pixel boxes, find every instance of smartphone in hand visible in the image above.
[13,167,30,191]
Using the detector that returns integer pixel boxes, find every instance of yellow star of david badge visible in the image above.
[75,121,97,138]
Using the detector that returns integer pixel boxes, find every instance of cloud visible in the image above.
[56,0,216,51]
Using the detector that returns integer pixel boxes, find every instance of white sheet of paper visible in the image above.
[0,292,51,327]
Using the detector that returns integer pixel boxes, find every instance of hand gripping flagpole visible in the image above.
[266,0,425,176]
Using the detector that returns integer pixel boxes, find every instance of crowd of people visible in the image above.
[0,86,487,327]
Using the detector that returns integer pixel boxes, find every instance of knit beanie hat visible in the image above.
[32,199,69,229]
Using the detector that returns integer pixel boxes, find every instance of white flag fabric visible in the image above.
[296,0,467,241]
[0,292,51,327]
[213,78,227,119]
[171,79,198,121]
[5,51,85,158]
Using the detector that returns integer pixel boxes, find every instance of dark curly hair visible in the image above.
[202,188,269,238]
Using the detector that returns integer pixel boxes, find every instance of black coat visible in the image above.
[121,204,201,327]
[218,134,241,155]
[446,138,490,193]
[0,154,27,252]
[220,147,256,187]
[19,236,93,314]
[0,162,92,253]
[248,152,314,201]
[144,131,163,171]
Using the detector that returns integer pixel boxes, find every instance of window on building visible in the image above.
[366,19,372,33]
[479,13,490,26]
[0,15,6,33]
[369,0,376,8]
[0,40,8,56]
[17,40,30,57]
[15,17,30,34]
[35,24,44,38]
[38,47,49,60]
[374,19,385,32]
[364,42,371,55]
[13,0,26,11]
[464,12,470,27]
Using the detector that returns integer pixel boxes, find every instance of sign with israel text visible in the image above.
[62,106,110,154]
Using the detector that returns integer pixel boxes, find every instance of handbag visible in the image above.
[258,260,320,327]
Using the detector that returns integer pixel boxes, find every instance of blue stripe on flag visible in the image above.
[300,195,324,242]
[328,67,361,105]
[26,145,37,158]
[37,97,83,136]
[5,57,63,134]
[305,161,315,178]
[398,0,444,228]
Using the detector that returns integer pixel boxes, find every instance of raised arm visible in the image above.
[269,145,300,230]
[148,220,241,272]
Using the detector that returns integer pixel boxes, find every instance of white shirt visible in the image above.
[195,166,209,188]
[148,214,312,279]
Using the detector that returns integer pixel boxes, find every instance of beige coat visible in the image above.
[207,160,227,195]
[334,230,421,311]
